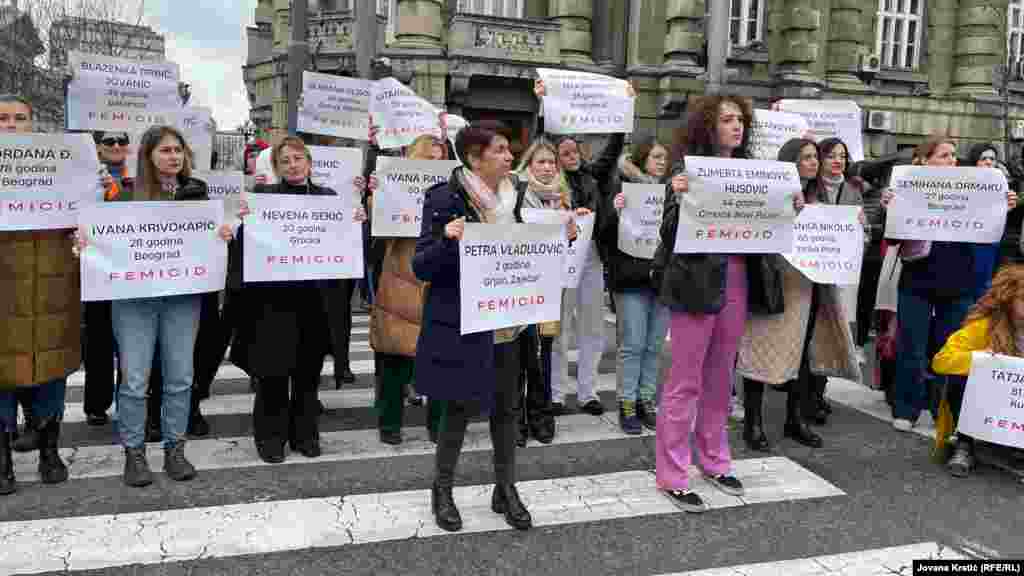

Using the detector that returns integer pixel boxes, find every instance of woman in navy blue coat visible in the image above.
[413,121,532,533]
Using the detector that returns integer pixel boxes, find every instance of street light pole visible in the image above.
[286,0,309,135]
[995,63,1012,159]
[356,0,377,81]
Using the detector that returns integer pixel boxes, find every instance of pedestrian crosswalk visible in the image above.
[0,311,1000,574]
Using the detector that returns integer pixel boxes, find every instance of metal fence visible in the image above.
[213,131,247,171]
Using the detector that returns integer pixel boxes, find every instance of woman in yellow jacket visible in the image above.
[932,264,1024,477]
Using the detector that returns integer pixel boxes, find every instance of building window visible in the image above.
[703,0,765,47]
[456,0,523,19]
[1010,0,1024,72]
[875,0,923,70]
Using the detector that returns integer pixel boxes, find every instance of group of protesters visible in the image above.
[2,74,1023,534]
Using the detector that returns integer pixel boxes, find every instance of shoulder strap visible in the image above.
[513,180,527,223]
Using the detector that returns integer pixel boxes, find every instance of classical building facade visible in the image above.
[243,0,1024,161]
[0,3,62,132]
[48,17,166,71]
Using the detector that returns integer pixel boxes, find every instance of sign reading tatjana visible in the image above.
[749,109,810,161]
[459,223,565,335]
[617,183,664,260]
[675,157,798,254]
[960,352,1024,449]
[66,51,181,132]
[884,166,1008,244]
[243,193,364,283]
[369,78,442,149]
[371,158,460,237]
[535,68,634,134]
[79,201,226,301]
[297,71,371,140]
[776,99,864,162]
[782,205,864,285]
[520,209,595,289]
[0,133,103,231]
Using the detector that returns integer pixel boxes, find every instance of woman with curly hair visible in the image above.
[932,264,1024,476]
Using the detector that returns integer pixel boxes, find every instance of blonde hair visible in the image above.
[515,138,571,208]
[271,136,312,177]
[964,265,1024,355]
[406,135,448,161]
[916,133,957,165]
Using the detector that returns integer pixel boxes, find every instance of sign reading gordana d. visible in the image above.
[459,223,565,335]
[79,200,227,301]
[617,183,664,260]
[520,209,595,289]
[776,99,864,162]
[297,71,372,140]
[243,193,364,283]
[884,166,1008,244]
[749,110,810,161]
[536,68,634,134]
[675,156,799,254]
[0,133,103,231]
[783,204,864,285]
[371,158,460,237]
[960,352,1024,449]
[369,78,442,149]
[66,51,181,132]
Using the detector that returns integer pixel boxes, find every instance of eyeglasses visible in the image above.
[980,153,997,161]
[101,137,129,146]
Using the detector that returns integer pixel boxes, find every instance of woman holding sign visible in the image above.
[651,95,786,512]
[413,121,533,532]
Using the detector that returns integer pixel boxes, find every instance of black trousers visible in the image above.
[798,285,824,418]
[518,329,552,429]
[83,301,116,416]
[435,337,521,488]
[193,292,230,401]
[324,280,356,375]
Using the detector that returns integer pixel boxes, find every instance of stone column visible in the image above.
[825,0,867,91]
[927,0,957,95]
[663,0,705,73]
[273,0,291,52]
[950,0,1005,98]
[775,0,824,94]
[393,0,443,49]
[551,0,594,66]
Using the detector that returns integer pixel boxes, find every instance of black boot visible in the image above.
[784,382,823,448]
[37,417,69,484]
[12,405,38,453]
[492,483,532,530]
[432,481,462,532]
[187,394,210,437]
[0,432,15,495]
[433,405,467,531]
[742,380,771,452]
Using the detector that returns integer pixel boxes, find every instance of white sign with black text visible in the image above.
[617,183,664,260]
[369,78,442,149]
[66,51,181,132]
[960,352,1024,449]
[520,209,595,289]
[783,204,864,285]
[371,158,459,237]
[308,146,364,211]
[297,71,372,140]
[749,110,810,161]
[777,100,864,162]
[535,68,634,134]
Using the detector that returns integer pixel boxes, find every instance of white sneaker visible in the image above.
[893,418,913,432]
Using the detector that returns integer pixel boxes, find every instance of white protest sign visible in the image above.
[172,107,215,171]
[749,110,810,160]
[308,146,364,209]
[617,183,664,260]
[297,71,371,140]
[777,100,864,161]
[783,205,864,285]
[959,352,1024,449]
[371,158,459,237]
[536,68,634,134]
[521,209,594,289]
[79,201,226,301]
[66,51,181,132]
[370,78,441,149]
[883,166,1008,244]
[243,193,364,283]
[675,157,798,254]
[0,133,102,231]
[193,171,244,228]
[459,223,564,334]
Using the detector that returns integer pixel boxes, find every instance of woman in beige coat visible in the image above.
[735,138,860,451]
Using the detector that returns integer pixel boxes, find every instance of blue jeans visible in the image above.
[615,290,670,404]
[893,289,973,422]
[112,295,201,448]
[0,379,67,433]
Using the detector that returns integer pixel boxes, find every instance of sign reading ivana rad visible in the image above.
[749,109,809,161]
[369,78,442,149]
[0,133,103,231]
[782,205,864,285]
[297,71,372,140]
[959,352,1024,449]
[617,183,664,260]
[520,209,595,289]
[776,99,864,162]
[675,157,799,254]
[66,51,181,132]
[371,158,460,237]
[78,201,227,301]
[242,194,364,283]
[459,223,565,335]
[884,166,1008,244]
[535,68,634,134]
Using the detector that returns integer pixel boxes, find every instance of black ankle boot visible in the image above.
[37,417,68,484]
[187,395,210,437]
[432,481,462,532]
[742,380,771,452]
[12,406,38,453]
[785,385,822,448]
[491,483,532,530]
[0,432,15,495]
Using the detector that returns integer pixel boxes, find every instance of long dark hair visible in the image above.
[136,125,194,200]
[670,94,753,163]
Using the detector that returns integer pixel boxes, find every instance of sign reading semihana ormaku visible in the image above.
[884,166,1008,244]
[674,156,798,254]
[79,201,227,301]
[371,158,460,237]
[960,352,1024,449]
[0,133,103,231]
[782,204,864,285]
[459,223,565,335]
